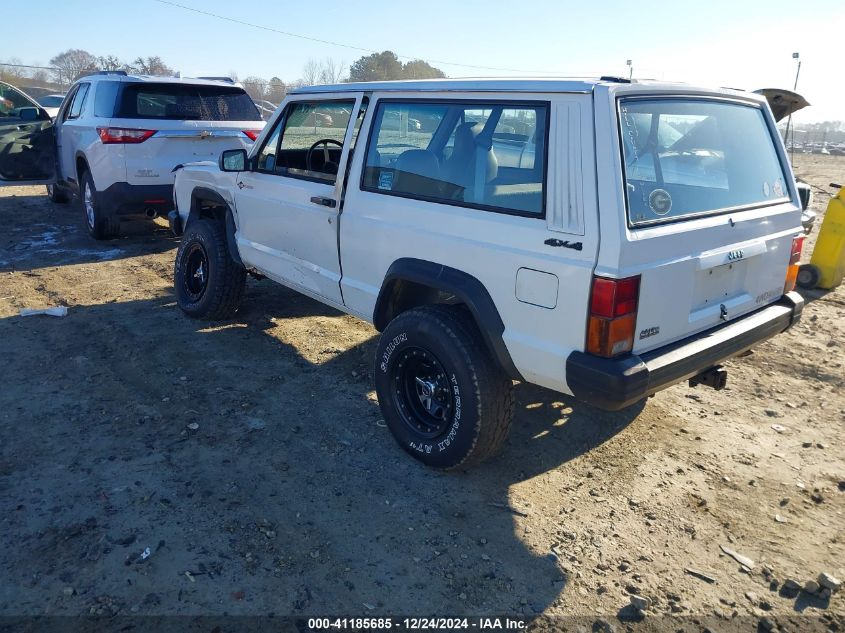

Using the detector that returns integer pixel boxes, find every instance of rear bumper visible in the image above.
[566,292,804,411]
[99,183,174,216]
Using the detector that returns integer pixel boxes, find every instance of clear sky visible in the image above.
[5,0,844,123]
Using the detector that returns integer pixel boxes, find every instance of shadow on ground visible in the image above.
[0,278,643,618]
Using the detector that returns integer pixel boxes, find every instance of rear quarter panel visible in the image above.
[339,91,599,394]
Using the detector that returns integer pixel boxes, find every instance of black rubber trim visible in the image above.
[374,258,523,380]
[98,182,174,215]
[186,188,243,268]
[566,292,804,411]
[168,210,182,236]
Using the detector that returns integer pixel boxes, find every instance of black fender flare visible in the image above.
[187,187,243,267]
[374,258,522,380]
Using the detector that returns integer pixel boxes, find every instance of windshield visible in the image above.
[117,83,261,121]
[619,98,790,227]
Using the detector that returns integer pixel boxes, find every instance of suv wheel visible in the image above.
[46,184,70,203]
[174,218,246,320]
[80,171,119,239]
[375,305,515,469]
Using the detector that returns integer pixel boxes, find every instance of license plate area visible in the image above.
[692,260,748,312]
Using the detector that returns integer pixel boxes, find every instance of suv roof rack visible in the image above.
[196,76,235,84]
[92,70,128,76]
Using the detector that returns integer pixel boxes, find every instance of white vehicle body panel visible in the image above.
[172,77,802,399]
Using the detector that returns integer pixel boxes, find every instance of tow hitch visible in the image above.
[689,366,728,391]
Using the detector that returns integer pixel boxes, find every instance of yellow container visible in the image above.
[807,185,845,289]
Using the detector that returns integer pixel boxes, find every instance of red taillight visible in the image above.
[97,127,156,144]
[784,235,805,293]
[242,129,261,141]
[587,275,641,357]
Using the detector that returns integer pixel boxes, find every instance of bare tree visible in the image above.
[241,76,267,102]
[97,55,125,72]
[318,58,346,84]
[301,59,321,86]
[131,56,174,76]
[49,49,98,83]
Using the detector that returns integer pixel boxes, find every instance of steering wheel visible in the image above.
[306,138,343,174]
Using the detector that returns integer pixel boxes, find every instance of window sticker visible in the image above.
[763,181,771,197]
[772,178,784,197]
[378,170,394,191]
[648,189,672,215]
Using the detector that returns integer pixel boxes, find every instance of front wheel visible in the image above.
[374,305,515,469]
[174,218,246,320]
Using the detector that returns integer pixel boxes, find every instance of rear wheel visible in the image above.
[374,305,515,469]
[797,263,821,289]
[174,218,246,320]
[46,183,70,203]
[80,171,119,239]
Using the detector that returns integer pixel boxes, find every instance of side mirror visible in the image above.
[18,107,42,122]
[220,148,247,172]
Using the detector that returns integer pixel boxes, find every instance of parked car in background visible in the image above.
[0,73,265,239]
[37,94,65,119]
[169,77,805,469]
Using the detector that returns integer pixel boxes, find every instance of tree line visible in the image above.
[1,48,446,106]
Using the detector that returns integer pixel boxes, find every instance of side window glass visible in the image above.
[363,101,548,216]
[256,119,283,172]
[275,100,355,183]
[67,83,90,120]
[93,81,119,118]
[60,86,79,122]
[0,83,39,118]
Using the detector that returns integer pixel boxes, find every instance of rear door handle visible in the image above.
[310,196,336,208]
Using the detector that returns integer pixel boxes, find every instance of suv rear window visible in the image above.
[619,98,789,227]
[116,83,261,121]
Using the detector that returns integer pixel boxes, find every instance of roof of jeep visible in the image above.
[290,77,711,95]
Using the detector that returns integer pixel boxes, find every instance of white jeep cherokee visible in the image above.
[0,73,264,239]
[169,77,805,469]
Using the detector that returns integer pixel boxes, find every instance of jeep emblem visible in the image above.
[727,249,744,261]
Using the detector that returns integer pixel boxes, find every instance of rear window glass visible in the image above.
[620,98,789,227]
[117,84,261,121]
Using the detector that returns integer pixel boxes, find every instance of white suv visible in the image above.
[0,73,264,238]
[168,77,805,469]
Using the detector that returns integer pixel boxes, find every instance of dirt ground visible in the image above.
[0,155,843,631]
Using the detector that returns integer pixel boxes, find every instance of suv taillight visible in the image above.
[586,275,641,357]
[97,127,156,144]
[242,129,262,141]
[784,235,805,293]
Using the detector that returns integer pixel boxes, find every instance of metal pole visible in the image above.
[788,55,801,163]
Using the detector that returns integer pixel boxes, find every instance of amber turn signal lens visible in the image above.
[587,313,637,357]
[784,235,805,293]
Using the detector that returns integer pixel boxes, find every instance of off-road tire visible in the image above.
[174,218,246,320]
[374,304,515,469]
[46,183,70,203]
[80,170,119,239]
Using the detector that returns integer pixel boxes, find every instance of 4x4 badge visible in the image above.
[720,304,728,321]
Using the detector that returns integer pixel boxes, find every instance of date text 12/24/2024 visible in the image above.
[307,617,527,630]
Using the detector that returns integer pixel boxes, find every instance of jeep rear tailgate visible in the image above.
[597,90,803,354]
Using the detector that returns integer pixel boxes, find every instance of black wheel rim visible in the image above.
[183,242,209,301]
[392,347,454,439]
